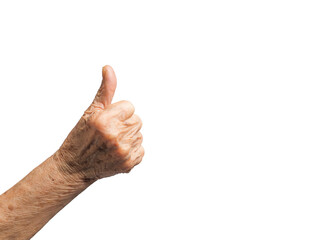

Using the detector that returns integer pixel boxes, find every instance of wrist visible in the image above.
[50,150,96,190]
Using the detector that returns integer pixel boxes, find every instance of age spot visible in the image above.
[8,204,14,211]
[49,175,55,182]
[82,177,94,183]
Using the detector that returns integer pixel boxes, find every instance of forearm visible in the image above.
[0,152,91,240]
[0,65,144,239]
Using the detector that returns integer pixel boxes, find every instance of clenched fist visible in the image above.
[55,65,144,183]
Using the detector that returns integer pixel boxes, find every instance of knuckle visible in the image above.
[117,145,131,157]
[109,101,135,121]
[90,111,113,131]
[105,131,118,141]
[135,115,143,129]
[123,114,142,129]
[114,100,134,112]
[134,114,142,124]
[138,132,143,143]
[122,161,133,173]
[87,110,103,127]
[119,101,135,120]
[133,150,144,167]
[140,146,145,157]
[94,118,106,130]
[135,157,143,166]
[103,132,120,149]
[120,100,135,112]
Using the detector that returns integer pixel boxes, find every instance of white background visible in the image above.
[1,0,320,239]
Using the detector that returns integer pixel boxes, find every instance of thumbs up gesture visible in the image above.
[55,66,144,183]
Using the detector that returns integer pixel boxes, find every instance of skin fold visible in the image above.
[0,65,144,239]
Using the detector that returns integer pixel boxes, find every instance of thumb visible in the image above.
[94,65,117,107]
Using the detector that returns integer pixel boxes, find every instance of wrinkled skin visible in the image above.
[56,66,144,182]
[0,65,144,239]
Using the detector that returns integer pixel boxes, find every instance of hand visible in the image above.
[54,66,144,183]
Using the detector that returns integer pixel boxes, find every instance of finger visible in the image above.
[123,115,143,137]
[94,65,117,107]
[135,132,143,145]
[131,132,143,149]
[106,100,135,121]
[124,114,142,127]
[122,146,144,173]
[131,146,145,167]
[119,131,142,150]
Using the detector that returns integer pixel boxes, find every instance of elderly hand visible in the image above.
[0,65,144,239]
[55,66,144,183]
